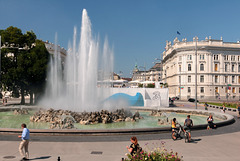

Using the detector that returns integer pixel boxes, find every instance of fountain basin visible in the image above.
[0,106,234,135]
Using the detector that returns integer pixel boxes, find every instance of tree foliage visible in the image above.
[0,26,49,104]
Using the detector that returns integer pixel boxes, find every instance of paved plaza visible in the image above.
[1,100,240,161]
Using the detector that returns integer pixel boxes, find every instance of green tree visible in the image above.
[22,40,49,104]
[0,26,24,103]
[0,26,49,105]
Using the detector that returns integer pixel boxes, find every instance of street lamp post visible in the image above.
[0,36,1,92]
[194,36,198,109]
[154,58,162,87]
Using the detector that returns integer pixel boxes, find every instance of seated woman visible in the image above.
[207,114,216,129]
[126,136,142,156]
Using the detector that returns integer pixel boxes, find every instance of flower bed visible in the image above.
[124,141,182,161]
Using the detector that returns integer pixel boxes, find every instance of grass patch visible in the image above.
[201,102,239,109]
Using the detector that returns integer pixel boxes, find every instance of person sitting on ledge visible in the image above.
[207,114,216,130]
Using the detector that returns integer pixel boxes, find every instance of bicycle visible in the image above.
[171,124,191,143]
[171,124,184,140]
[184,129,190,143]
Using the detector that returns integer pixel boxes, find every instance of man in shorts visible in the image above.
[184,115,193,141]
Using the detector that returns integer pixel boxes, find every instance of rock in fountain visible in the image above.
[150,110,167,117]
[30,108,143,129]
[158,118,170,125]
[13,108,29,115]
[150,110,170,125]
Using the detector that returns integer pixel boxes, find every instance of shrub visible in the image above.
[124,141,182,161]
[138,84,143,88]
[147,84,155,88]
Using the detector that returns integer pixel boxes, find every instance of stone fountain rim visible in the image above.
[0,106,235,135]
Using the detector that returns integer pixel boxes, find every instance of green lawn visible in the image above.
[201,102,238,109]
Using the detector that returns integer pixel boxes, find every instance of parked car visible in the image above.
[188,98,199,102]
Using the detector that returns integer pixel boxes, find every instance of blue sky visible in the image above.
[1,0,240,77]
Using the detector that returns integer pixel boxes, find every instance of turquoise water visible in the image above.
[0,110,221,129]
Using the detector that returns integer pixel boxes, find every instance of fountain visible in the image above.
[40,9,114,112]
[0,9,233,134]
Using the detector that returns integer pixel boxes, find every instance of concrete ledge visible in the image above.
[0,107,235,135]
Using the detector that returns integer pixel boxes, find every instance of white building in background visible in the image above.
[162,36,240,101]
[131,63,163,88]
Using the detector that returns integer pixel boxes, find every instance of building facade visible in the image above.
[162,36,240,101]
[44,40,67,59]
[132,63,163,82]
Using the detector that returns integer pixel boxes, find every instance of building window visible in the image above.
[179,65,181,72]
[231,56,235,61]
[224,55,227,60]
[239,76,240,84]
[188,64,191,71]
[225,87,228,93]
[238,56,240,61]
[187,55,192,60]
[200,75,204,82]
[200,64,204,71]
[215,76,218,83]
[232,76,235,83]
[179,76,181,83]
[214,64,218,71]
[225,64,228,72]
[188,76,191,83]
[179,56,182,61]
[215,87,218,93]
[225,76,228,83]
[200,54,205,60]
[188,87,191,93]
[232,87,236,93]
[200,87,204,93]
[238,64,240,72]
[214,55,219,60]
[232,64,235,72]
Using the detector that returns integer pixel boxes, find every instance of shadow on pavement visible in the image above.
[29,156,51,160]
[189,138,202,144]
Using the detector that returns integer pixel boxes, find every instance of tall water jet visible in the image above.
[41,9,114,111]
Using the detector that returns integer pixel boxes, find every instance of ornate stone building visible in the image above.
[162,36,240,101]
[44,40,67,59]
